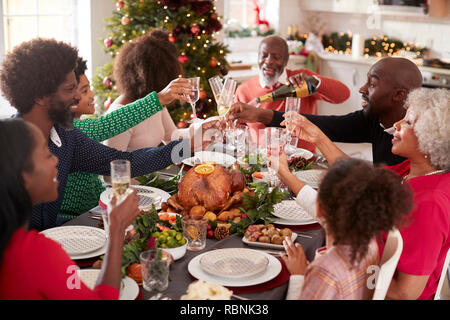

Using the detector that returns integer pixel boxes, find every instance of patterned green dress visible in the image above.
[58,92,163,219]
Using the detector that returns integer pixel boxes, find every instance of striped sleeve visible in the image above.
[299,265,342,300]
[74,91,163,142]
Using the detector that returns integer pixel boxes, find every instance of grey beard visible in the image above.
[259,69,281,88]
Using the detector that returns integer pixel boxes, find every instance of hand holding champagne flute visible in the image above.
[185,77,200,123]
[111,159,131,202]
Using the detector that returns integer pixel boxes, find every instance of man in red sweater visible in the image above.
[235,35,350,152]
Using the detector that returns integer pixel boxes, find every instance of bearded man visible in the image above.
[235,35,350,152]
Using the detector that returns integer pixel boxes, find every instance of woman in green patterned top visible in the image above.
[57,57,192,222]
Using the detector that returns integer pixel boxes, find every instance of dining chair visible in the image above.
[372,229,403,300]
[434,248,450,300]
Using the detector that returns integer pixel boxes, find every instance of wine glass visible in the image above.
[110,159,131,202]
[264,128,286,191]
[185,77,201,123]
[284,97,301,156]
[208,75,223,104]
[217,78,237,119]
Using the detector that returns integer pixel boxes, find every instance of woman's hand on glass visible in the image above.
[268,151,290,176]
[281,236,309,276]
[281,112,324,144]
[157,78,193,106]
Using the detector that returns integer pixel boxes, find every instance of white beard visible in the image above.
[259,68,282,89]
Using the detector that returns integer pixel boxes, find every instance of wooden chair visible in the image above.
[372,229,403,300]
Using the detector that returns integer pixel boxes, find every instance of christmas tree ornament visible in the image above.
[116,1,125,10]
[103,77,113,88]
[178,55,188,64]
[121,16,131,26]
[199,89,207,100]
[168,35,176,43]
[209,57,217,68]
[190,24,201,35]
[104,38,113,48]
[220,66,228,76]
[177,120,187,129]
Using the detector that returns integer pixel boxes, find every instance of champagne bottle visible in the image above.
[255,76,320,104]
[287,25,294,41]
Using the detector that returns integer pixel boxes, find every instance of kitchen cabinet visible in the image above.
[316,56,373,161]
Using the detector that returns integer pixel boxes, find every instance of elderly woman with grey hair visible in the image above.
[274,87,449,300]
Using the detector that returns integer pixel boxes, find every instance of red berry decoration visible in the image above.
[116,1,125,10]
[207,230,214,239]
[241,213,249,219]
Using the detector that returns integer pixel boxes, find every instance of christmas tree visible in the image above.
[92,0,230,126]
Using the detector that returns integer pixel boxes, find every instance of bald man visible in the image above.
[234,35,350,152]
[228,57,423,166]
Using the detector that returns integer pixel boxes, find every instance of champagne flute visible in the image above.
[208,75,223,104]
[110,160,131,202]
[185,77,201,123]
[284,97,301,156]
[264,128,285,191]
[217,78,237,119]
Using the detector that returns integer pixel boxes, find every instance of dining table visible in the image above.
[63,155,326,300]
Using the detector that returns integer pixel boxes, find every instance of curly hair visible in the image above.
[317,158,413,265]
[114,30,183,101]
[74,56,88,83]
[0,38,79,114]
[405,88,450,170]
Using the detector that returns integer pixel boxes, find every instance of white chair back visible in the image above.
[372,229,403,300]
[434,248,450,300]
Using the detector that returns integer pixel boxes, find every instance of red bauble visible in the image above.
[190,24,200,35]
[104,38,113,48]
[177,120,187,129]
[178,55,188,64]
[210,13,218,20]
[121,16,130,25]
[168,35,176,43]
[209,57,218,68]
[116,1,125,10]
[103,77,112,88]
[199,89,207,100]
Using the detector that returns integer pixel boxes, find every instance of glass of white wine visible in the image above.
[208,75,223,104]
[284,97,301,156]
[110,159,131,202]
[216,78,237,118]
[185,77,201,123]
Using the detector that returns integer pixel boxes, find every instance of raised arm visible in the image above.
[74,92,163,142]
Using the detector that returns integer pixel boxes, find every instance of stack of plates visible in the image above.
[188,248,281,287]
[293,169,326,189]
[270,200,317,226]
[41,226,107,259]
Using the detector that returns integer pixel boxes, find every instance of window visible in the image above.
[224,0,261,28]
[1,0,79,57]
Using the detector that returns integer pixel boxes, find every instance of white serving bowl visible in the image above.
[161,239,187,261]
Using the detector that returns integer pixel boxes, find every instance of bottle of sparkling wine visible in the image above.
[255,75,321,104]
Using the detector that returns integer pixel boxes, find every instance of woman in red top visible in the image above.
[275,87,449,299]
[0,118,141,299]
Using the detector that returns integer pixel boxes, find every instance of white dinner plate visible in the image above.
[78,269,139,300]
[182,151,236,168]
[272,200,314,222]
[288,148,314,160]
[268,217,318,226]
[100,185,170,211]
[188,250,281,287]
[41,226,106,256]
[294,169,326,189]
[242,232,298,250]
[199,248,269,279]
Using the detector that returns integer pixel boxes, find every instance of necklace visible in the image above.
[402,169,448,184]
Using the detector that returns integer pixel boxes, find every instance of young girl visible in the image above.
[282,158,413,300]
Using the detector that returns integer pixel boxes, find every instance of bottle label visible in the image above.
[257,92,274,103]
[295,81,310,98]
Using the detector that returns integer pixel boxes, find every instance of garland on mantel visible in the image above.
[322,32,427,57]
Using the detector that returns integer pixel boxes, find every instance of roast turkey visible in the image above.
[168,163,246,212]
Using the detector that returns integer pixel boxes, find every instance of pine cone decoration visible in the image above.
[214,224,230,240]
